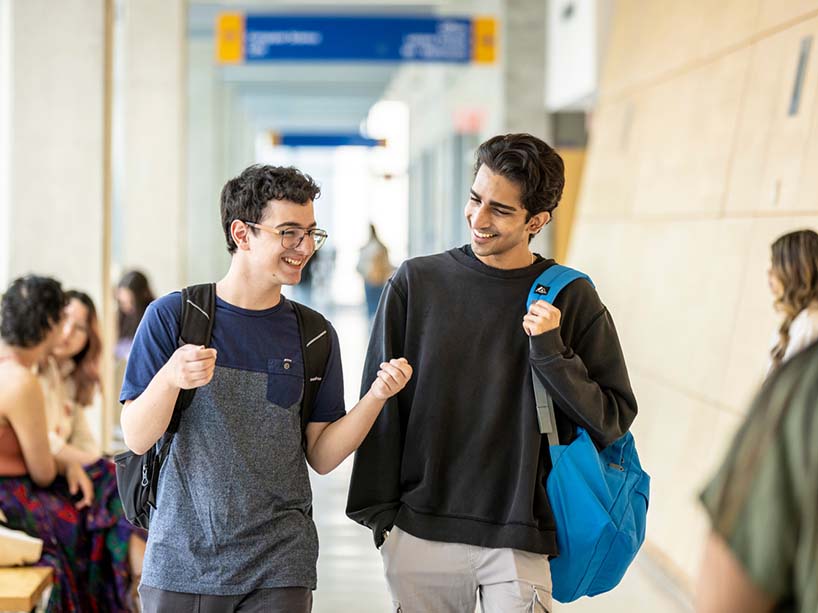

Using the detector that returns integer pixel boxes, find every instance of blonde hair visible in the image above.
[770,229,818,369]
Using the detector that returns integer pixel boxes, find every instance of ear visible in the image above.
[528,211,550,235]
[231,220,251,251]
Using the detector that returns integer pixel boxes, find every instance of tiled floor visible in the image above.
[310,306,691,613]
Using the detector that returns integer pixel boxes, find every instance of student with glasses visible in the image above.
[119,165,412,613]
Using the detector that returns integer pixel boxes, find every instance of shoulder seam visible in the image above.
[573,307,608,347]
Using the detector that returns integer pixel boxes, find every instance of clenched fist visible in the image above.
[165,344,217,390]
[369,358,413,401]
[523,300,561,336]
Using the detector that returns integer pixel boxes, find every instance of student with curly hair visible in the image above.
[120,165,412,612]
[0,275,135,612]
[767,229,818,372]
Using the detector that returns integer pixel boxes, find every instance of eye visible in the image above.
[280,229,299,238]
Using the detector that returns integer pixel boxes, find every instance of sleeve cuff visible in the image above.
[529,329,566,360]
[371,508,399,549]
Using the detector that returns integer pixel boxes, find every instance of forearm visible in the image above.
[346,404,403,546]
[120,363,180,455]
[530,319,637,447]
[306,390,386,475]
[56,443,98,467]
[54,456,76,477]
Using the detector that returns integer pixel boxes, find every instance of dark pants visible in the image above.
[139,584,312,613]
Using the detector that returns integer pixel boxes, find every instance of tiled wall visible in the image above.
[568,0,818,584]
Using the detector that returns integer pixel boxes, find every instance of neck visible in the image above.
[474,244,536,270]
[0,343,43,369]
[216,258,283,310]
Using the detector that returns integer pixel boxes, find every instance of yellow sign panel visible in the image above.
[472,17,497,64]
[216,13,244,64]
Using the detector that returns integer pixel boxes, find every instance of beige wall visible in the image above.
[569,0,818,586]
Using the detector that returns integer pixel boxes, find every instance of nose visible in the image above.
[470,202,492,229]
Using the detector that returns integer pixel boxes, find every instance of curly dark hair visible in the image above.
[1,275,66,348]
[220,165,321,254]
[474,133,565,220]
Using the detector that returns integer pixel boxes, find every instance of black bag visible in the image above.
[114,284,330,529]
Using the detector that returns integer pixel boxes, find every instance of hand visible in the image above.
[65,463,94,510]
[523,300,561,336]
[165,344,217,390]
[369,358,413,401]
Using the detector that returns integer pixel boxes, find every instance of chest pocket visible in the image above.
[266,357,304,409]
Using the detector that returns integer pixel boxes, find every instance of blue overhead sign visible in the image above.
[216,14,497,64]
[270,133,386,148]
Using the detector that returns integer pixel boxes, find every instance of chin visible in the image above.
[471,241,495,257]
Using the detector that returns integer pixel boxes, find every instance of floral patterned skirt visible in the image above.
[0,458,146,612]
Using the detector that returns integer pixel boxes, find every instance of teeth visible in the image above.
[284,258,302,266]
[474,230,496,239]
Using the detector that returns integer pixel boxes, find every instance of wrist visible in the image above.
[364,387,385,403]
[157,362,181,393]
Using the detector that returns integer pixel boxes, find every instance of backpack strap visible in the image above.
[167,283,216,435]
[291,301,331,442]
[527,266,594,447]
[527,264,594,310]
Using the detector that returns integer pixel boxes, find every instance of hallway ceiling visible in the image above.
[188,2,450,134]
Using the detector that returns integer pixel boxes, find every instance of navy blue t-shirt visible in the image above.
[120,292,346,423]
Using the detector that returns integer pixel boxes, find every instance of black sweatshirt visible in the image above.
[346,246,637,554]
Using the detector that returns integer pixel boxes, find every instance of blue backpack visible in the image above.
[527,264,650,603]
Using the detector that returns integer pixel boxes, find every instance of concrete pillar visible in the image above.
[1,0,113,448]
[3,0,108,298]
[503,0,549,138]
[503,0,553,256]
[0,0,11,288]
[117,0,186,295]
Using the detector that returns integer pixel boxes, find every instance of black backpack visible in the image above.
[113,284,331,529]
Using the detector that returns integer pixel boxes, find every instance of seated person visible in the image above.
[0,276,135,612]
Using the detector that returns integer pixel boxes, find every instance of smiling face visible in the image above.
[233,199,318,288]
[53,298,90,360]
[465,165,549,269]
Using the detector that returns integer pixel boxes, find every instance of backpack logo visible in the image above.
[534,284,550,295]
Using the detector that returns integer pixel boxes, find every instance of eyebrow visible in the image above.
[274,221,318,229]
[470,189,517,213]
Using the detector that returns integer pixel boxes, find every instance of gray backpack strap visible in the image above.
[532,368,560,447]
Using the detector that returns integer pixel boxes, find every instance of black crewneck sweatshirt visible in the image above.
[346,246,637,554]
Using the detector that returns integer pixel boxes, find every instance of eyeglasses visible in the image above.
[243,221,328,251]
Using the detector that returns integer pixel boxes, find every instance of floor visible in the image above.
[309,306,692,613]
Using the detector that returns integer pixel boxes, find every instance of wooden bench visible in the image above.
[0,567,52,612]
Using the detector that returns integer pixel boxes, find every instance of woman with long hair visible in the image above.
[42,290,102,465]
[767,229,818,371]
[116,270,155,360]
[39,289,147,608]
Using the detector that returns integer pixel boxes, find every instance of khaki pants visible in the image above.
[380,526,552,613]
